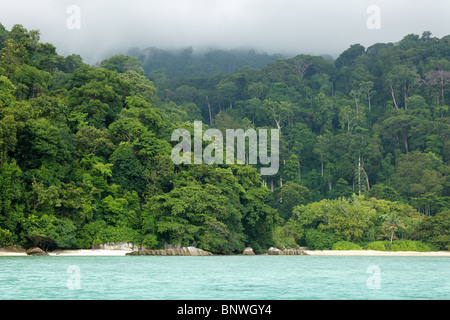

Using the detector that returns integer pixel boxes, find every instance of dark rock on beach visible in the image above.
[126,246,212,256]
[243,247,255,255]
[283,248,308,255]
[26,247,49,256]
[267,247,307,255]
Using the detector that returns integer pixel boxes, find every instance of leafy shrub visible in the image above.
[22,215,77,250]
[364,241,389,251]
[96,225,142,244]
[414,210,450,250]
[141,233,162,249]
[390,240,431,252]
[77,221,141,248]
[272,225,298,250]
[305,229,342,250]
[76,220,107,248]
[426,243,440,251]
[332,241,362,250]
[0,228,13,246]
[54,218,77,249]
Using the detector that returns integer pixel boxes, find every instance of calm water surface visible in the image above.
[0,255,449,300]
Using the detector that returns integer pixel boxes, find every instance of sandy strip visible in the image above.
[0,249,132,256]
[0,251,27,256]
[1,249,449,257]
[50,249,133,256]
[304,250,450,257]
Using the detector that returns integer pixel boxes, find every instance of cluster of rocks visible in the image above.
[242,247,307,255]
[20,244,307,256]
[92,242,141,251]
[127,246,212,256]
[267,247,308,255]
[26,247,49,256]
[242,247,255,255]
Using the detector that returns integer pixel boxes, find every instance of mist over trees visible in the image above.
[0,23,448,252]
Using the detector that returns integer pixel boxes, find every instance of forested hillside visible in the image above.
[127,46,284,79]
[0,23,448,253]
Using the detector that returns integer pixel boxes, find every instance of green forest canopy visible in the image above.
[0,23,448,253]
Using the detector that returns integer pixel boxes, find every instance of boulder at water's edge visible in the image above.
[26,247,49,256]
[243,247,255,255]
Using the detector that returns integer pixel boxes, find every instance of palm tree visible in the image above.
[382,213,405,243]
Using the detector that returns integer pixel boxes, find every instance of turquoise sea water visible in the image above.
[0,255,449,300]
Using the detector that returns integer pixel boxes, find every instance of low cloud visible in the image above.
[0,0,448,63]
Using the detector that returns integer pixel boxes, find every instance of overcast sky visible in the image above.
[0,0,449,63]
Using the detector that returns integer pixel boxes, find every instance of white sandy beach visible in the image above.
[50,249,133,256]
[1,248,449,257]
[0,249,133,256]
[303,250,450,257]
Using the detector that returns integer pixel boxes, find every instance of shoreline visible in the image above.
[1,248,449,257]
[303,250,450,257]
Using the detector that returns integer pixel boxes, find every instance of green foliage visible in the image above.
[128,47,281,79]
[21,214,77,250]
[290,196,427,249]
[364,241,389,251]
[362,240,436,251]
[414,210,450,250]
[304,229,342,250]
[13,64,51,99]
[272,226,296,250]
[77,220,141,248]
[94,225,142,245]
[268,181,311,220]
[0,39,29,76]
[293,196,378,242]
[335,44,365,69]
[100,54,145,75]
[390,240,433,252]
[0,228,13,246]
[141,165,276,254]
[0,75,15,107]
[392,152,446,200]
[368,184,402,202]
[141,233,161,249]
[0,23,448,254]
[332,241,362,250]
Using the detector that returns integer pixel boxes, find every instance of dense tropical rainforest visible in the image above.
[0,23,448,253]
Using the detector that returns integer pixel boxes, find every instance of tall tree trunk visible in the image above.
[358,155,361,196]
[390,84,399,110]
[402,132,409,153]
[364,167,370,191]
[403,88,408,110]
[206,96,212,126]
[321,160,324,177]
[275,120,281,130]
[328,168,332,191]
